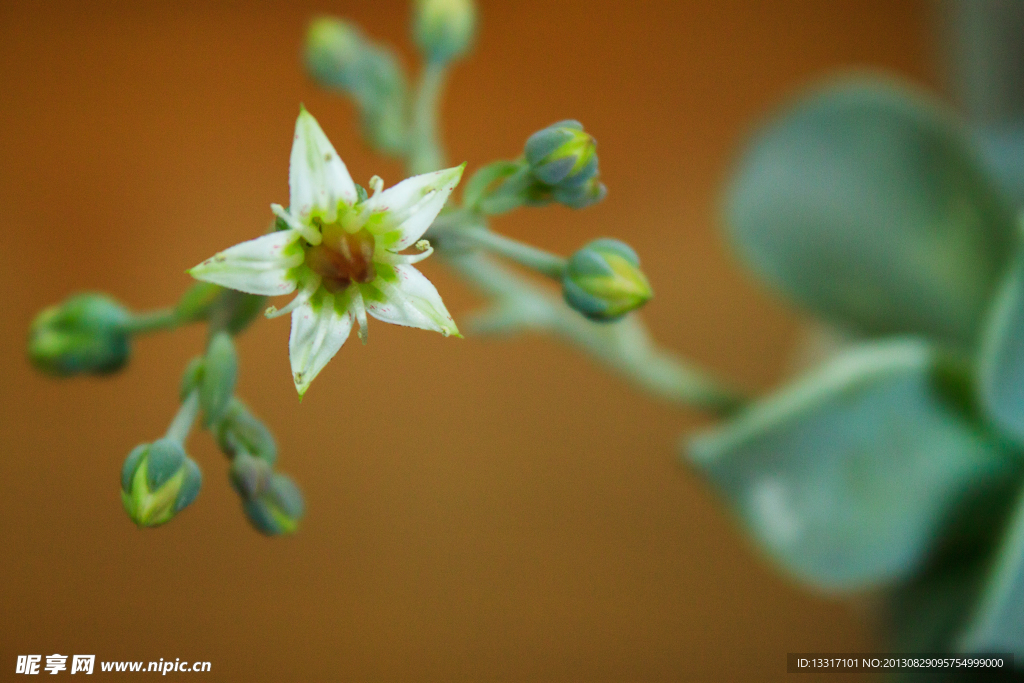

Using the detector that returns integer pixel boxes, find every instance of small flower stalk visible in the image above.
[563,239,653,321]
[189,107,464,397]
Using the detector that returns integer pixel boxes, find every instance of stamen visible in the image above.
[265,275,321,319]
[379,241,434,266]
[272,204,321,245]
[351,288,369,344]
[368,176,384,196]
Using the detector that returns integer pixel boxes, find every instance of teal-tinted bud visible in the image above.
[120,439,202,527]
[229,451,273,499]
[305,18,365,93]
[174,282,222,324]
[413,0,477,64]
[200,331,237,427]
[551,175,608,209]
[28,293,131,376]
[304,17,408,155]
[214,399,277,465]
[562,239,653,321]
[231,454,304,536]
[525,120,599,187]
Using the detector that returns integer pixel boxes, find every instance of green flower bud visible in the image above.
[562,239,653,321]
[28,293,131,376]
[200,331,237,427]
[228,451,273,499]
[551,176,607,210]
[213,399,277,465]
[525,120,599,187]
[230,454,304,536]
[305,18,365,93]
[120,439,202,528]
[304,17,408,156]
[413,0,477,64]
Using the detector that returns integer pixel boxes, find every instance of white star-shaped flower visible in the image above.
[190,107,463,397]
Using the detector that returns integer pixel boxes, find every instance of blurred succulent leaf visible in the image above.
[686,338,1016,592]
[886,472,1023,658]
[975,123,1024,208]
[958,487,1024,656]
[725,76,1017,348]
[978,245,1024,442]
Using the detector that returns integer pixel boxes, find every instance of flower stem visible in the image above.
[409,62,448,175]
[165,389,201,444]
[443,227,567,279]
[121,308,178,335]
[442,250,746,416]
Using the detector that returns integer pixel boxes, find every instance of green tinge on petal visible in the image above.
[290,108,358,221]
[362,264,459,337]
[189,231,305,297]
[288,289,355,397]
[360,164,465,251]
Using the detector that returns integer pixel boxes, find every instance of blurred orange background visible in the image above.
[0,1,937,680]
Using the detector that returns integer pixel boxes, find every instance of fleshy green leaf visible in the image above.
[958,487,1024,655]
[725,76,1016,348]
[686,338,1016,591]
[979,244,1024,442]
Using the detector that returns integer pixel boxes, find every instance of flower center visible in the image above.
[306,223,377,293]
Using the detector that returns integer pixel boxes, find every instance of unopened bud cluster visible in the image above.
[184,356,305,536]
[28,279,303,534]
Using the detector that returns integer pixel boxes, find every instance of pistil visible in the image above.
[306,223,377,293]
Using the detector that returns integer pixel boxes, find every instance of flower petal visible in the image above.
[362,264,460,337]
[189,231,304,296]
[290,108,358,222]
[288,289,354,397]
[362,164,465,251]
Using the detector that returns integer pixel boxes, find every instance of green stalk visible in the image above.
[165,390,201,444]
[121,308,178,335]
[409,61,449,174]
